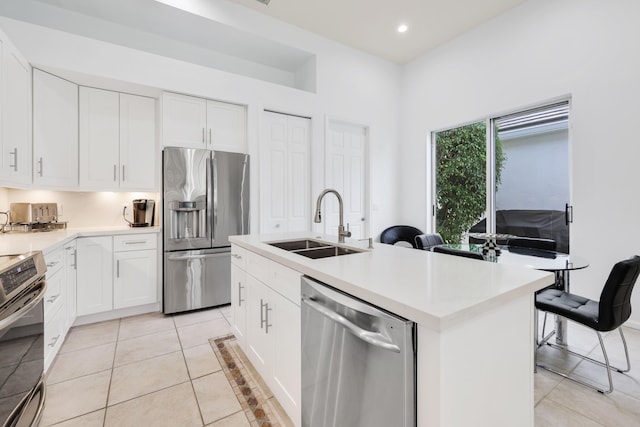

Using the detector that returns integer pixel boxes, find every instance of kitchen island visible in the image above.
[230,232,554,427]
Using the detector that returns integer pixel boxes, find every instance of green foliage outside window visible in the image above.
[435,122,505,243]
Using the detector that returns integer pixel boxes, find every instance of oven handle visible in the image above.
[5,374,46,427]
[0,279,47,331]
[302,297,401,353]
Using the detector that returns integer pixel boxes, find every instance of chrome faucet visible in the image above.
[313,188,351,243]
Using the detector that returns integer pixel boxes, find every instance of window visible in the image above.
[432,101,571,251]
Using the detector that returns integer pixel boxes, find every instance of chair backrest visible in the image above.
[432,245,485,260]
[415,233,445,251]
[380,225,424,249]
[598,255,640,331]
[507,237,557,252]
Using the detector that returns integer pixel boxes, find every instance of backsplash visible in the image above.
[0,188,159,228]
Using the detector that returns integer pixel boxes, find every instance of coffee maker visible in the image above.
[123,199,155,227]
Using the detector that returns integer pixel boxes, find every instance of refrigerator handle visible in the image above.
[212,155,219,231]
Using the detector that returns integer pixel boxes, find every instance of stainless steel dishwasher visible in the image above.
[301,276,416,427]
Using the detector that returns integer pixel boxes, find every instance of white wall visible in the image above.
[0,0,401,239]
[399,0,640,327]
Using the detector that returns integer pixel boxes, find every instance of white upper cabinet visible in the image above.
[33,69,79,188]
[260,111,311,233]
[79,86,119,189]
[79,87,156,191]
[119,93,156,190]
[0,29,31,186]
[206,99,247,153]
[162,92,207,148]
[162,92,247,153]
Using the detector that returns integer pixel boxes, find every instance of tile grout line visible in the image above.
[102,317,122,427]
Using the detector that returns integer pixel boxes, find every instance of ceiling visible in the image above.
[227,0,528,63]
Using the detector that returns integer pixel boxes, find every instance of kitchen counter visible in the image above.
[231,232,554,427]
[0,226,161,256]
[230,231,553,331]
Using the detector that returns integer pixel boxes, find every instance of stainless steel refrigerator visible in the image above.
[163,147,249,314]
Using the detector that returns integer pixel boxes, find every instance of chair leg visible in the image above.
[618,328,631,373]
[535,317,634,394]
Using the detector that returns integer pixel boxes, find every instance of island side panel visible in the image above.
[417,293,534,427]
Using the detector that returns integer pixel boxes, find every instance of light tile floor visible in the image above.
[39,306,640,426]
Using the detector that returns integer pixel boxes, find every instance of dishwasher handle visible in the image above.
[302,297,401,353]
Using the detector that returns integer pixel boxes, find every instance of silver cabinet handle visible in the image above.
[124,240,146,245]
[302,297,401,353]
[46,260,59,268]
[265,302,272,334]
[238,282,244,306]
[113,164,117,181]
[260,298,265,329]
[202,128,205,144]
[231,253,242,260]
[9,148,17,171]
[46,293,60,303]
[209,128,212,145]
[116,260,120,278]
[38,157,43,177]
[48,334,61,347]
[122,165,125,182]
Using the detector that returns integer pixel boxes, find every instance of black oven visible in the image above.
[0,252,47,427]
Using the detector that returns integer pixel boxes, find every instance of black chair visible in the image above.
[507,236,557,252]
[380,226,424,249]
[535,255,640,393]
[414,233,445,251]
[432,245,485,260]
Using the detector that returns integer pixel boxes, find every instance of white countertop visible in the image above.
[230,232,554,331]
[0,226,161,255]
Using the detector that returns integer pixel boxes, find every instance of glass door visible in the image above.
[433,121,488,243]
[492,103,570,252]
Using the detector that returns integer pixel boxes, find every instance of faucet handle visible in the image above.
[358,237,374,249]
[345,223,352,238]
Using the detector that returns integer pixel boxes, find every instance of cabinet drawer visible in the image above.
[44,247,64,276]
[268,262,301,306]
[231,245,247,269]
[246,250,269,284]
[44,268,65,317]
[114,233,157,251]
[44,304,66,371]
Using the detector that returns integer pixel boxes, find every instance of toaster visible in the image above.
[9,203,59,224]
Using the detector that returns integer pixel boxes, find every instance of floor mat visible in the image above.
[211,334,293,427]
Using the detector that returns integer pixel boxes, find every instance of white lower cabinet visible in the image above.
[77,233,159,316]
[232,244,301,426]
[230,263,247,347]
[43,246,67,371]
[76,236,114,316]
[63,240,77,329]
[114,248,157,309]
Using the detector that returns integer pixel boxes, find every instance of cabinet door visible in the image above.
[76,236,113,316]
[271,291,301,426]
[113,249,158,309]
[79,87,120,189]
[231,263,247,346]
[64,241,77,328]
[1,37,31,185]
[33,69,79,188]
[245,274,272,377]
[206,100,247,153]
[162,92,207,148]
[120,93,156,190]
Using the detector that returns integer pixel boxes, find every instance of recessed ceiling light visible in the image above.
[397,24,408,33]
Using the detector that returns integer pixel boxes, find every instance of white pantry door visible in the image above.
[324,120,368,239]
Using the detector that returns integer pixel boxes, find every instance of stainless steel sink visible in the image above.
[267,239,364,259]
[269,239,330,251]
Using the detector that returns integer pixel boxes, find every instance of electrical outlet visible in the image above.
[58,204,64,216]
